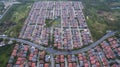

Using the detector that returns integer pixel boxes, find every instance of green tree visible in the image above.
[0,38,3,42]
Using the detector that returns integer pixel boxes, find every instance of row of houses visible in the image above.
[19,1,92,50]
[53,28,92,50]
[7,36,120,67]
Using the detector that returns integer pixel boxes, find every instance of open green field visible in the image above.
[81,0,120,41]
[0,44,15,67]
[0,3,32,37]
[45,17,61,28]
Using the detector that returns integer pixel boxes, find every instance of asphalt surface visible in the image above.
[0,5,12,20]
[0,2,21,20]
[0,31,117,55]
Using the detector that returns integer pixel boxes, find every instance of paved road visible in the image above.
[0,5,12,20]
[0,37,46,50]
[46,31,117,55]
[0,31,117,55]
[0,2,21,20]
[50,54,55,67]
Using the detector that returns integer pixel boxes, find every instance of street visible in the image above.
[0,31,117,55]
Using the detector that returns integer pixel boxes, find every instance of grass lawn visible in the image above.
[52,17,61,27]
[0,3,32,37]
[81,0,120,40]
[45,17,61,28]
[0,44,15,67]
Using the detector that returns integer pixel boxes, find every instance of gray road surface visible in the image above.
[0,31,117,55]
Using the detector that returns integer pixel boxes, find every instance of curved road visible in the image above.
[0,31,117,55]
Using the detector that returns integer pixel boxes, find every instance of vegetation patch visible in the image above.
[81,0,120,40]
[0,3,32,37]
[0,2,4,14]
[0,42,15,67]
[45,17,61,28]
[45,19,53,27]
